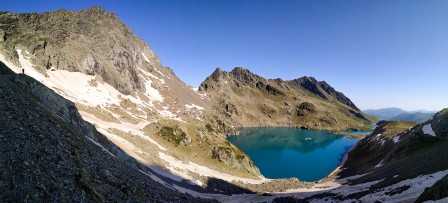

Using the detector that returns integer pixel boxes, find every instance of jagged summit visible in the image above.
[199,66,371,130]
[0,7,161,94]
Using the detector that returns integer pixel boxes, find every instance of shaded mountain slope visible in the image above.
[199,67,374,130]
[337,111,448,201]
[0,70,213,202]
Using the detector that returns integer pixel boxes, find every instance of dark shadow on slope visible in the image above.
[205,178,255,195]
[0,71,232,202]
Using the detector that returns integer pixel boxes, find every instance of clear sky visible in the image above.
[2,0,447,111]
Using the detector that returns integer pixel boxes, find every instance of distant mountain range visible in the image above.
[363,107,437,122]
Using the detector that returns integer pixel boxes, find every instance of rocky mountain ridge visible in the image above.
[364,107,437,122]
[0,6,162,95]
[199,67,374,130]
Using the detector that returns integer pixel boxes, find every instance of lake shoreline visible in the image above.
[228,127,361,182]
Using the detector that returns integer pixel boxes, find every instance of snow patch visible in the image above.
[4,50,154,108]
[143,79,164,102]
[423,124,436,137]
[375,159,384,168]
[158,107,183,121]
[139,67,165,84]
[141,52,150,63]
[185,104,205,111]
[393,136,400,143]
[358,170,448,203]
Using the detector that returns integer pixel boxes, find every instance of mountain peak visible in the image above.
[87,5,107,12]
[0,8,161,95]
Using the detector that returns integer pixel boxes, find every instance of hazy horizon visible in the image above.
[2,0,447,111]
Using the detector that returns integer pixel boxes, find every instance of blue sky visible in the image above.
[2,0,447,111]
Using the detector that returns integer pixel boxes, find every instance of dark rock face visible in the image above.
[431,109,448,138]
[297,102,317,116]
[318,81,360,111]
[290,77,328,100]
[230,67,265,87]
[0,61,14,74]
[259,104,276,117]
[289,77,360,111]
[210,144,260,175]
[0,6,163,95]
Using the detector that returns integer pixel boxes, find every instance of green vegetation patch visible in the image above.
[373,120,418,138]
[156,125,191,146]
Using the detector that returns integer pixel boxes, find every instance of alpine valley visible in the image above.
[0,7,447,202]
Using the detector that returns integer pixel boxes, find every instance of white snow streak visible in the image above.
[185,103,204,110]
[393,136,400,143]
[141,52,150,63]
[423,124,436,137]
[375,159,384,168]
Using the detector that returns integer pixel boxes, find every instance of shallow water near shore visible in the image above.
[228,127,360,182]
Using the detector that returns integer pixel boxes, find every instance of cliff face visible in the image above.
[199,67,372,130]
[0,6,162,95]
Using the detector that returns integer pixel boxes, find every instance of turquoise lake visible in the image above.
[227,127,360,182]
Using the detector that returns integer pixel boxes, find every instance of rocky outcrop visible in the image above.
[297,102,317,116]
[210,143,260,175]
[0,6,163,95]
[289,77,328,100]
[318,81,360,111]
[430,109,448,138]
[155,125,192,147]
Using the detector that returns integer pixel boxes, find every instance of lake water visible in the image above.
[227,127,360,182]
[343,130,372,135]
